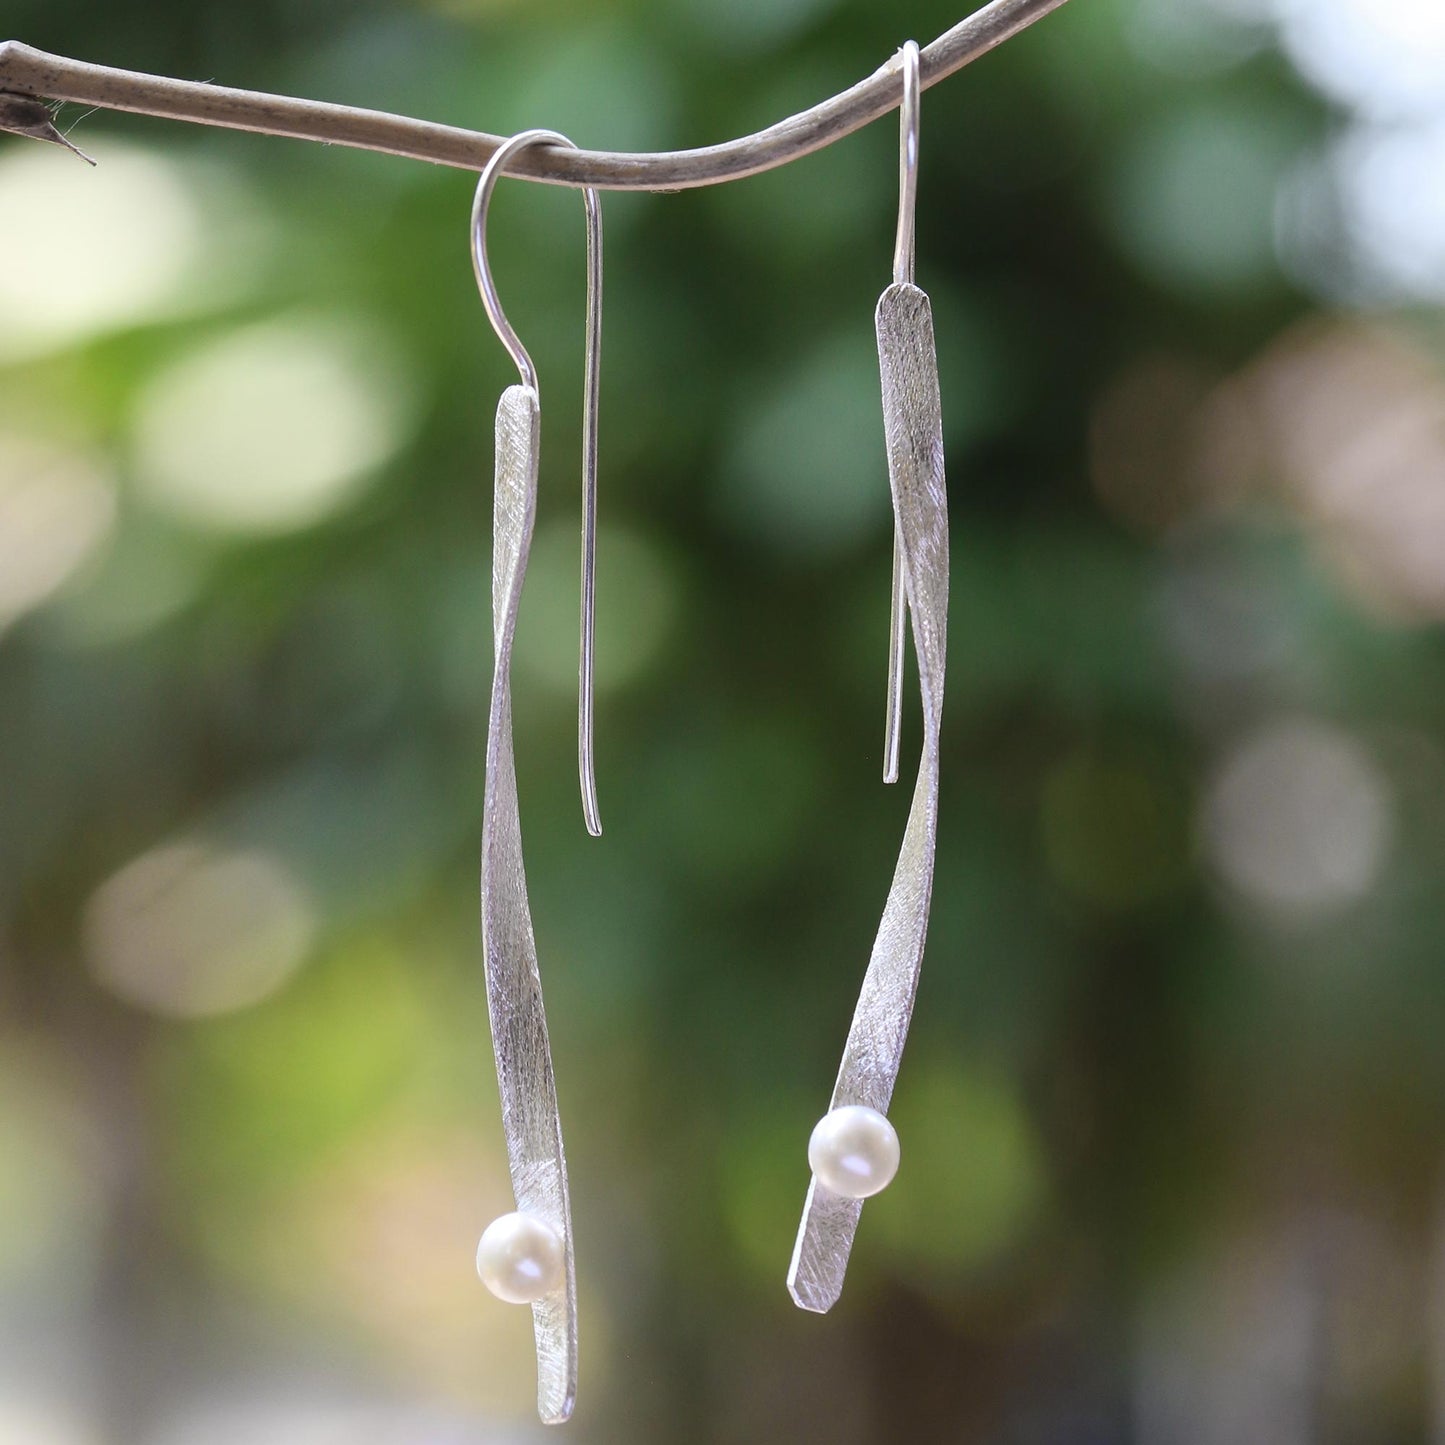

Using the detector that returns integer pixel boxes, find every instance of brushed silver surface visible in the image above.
[788,280,948,1312]
[482,383,578,1420]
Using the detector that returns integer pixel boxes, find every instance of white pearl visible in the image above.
[808,1104,900,1199]
[475,1211,565,1304]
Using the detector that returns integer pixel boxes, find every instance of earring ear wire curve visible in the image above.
[472,128,604,837]
[882,40,919,786]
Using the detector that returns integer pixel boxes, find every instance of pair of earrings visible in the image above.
[469,41,947,1423]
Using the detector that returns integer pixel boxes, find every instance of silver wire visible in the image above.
[883,41,920,783]
[884,537,906,785]
[471,129,604,836]
[578,172,603,838]
[891,40,920,287]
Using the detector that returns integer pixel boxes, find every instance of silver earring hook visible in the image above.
[471,129,605,838]
[892,41,920,287]
[883,40,920,784]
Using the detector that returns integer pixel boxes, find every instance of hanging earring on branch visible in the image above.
[787,39,949,1314]
[469,127,603,1424]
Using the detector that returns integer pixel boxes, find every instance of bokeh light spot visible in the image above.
[0,1400,90,1445]
[1278,0,1445,119]
[83,839,319,1018]
[131,316,416,535]
[1334,120,1445,302]
[1250,322,1445,618]
[0,144,201,360]
[0,434,115,634]
[1201,717,1392,916]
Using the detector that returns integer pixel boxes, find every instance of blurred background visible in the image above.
[2,0,1445,1439]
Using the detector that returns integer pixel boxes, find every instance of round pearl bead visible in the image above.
[475,1211,565,1304]
[808,1104,900,1199]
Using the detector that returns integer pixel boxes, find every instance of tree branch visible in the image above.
[0,0,1071,190]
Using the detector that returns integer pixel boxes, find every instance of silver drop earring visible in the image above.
[469,128,603,1424]
[787,40,949,1313]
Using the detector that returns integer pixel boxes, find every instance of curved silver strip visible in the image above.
[788,279,948,1312]
[482,384,578,1420]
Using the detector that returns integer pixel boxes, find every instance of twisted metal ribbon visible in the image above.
[481,383,578,1420]
[788,280,949,1312]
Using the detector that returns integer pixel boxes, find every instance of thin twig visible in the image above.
[0,92,94,163]
[0,0,1070,190]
